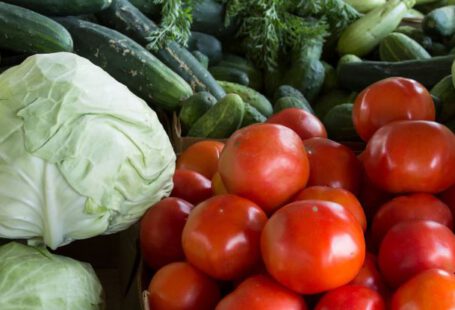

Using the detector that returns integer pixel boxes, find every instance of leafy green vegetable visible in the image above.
[0,242,103,310]
[0,52,175,249]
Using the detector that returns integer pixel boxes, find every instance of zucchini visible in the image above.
[338,55,455,91]
[179,92,217,131]
[209,66,250,86]
[273,85,308,103]
[337,0,416,56]
[423,5,455,38]
[274,97,314,115]
[188,94,245,138]
[188,32,223,65]
[217,80,273,117]
[1,0,112,15]
[56,17,192,110]
[0,2,73,53]
[323,103,361,141]
[96,0,226,99]
[241,105,267,127]
[395,26,433,50]
[379,33,431,61]
[431,75,455,122]
[314,90,358,119]
[218,54,263,90]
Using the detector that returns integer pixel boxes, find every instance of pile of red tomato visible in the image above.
[140,77,455,310]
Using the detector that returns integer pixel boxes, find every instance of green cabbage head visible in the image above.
[0,242,103,310]
[0,52,175,249]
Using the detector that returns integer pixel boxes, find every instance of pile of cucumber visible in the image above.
[3,0,455,142]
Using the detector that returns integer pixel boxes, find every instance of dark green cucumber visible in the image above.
[191,0,238,38]
[395,26,433,50]
[56,17,192,110]
[217,80,273,117]
[241,104,267,127]
[129,0,160,16]
[323,103,361,141]
[96,0,226,99]
[188,94,245,138]
[379,33,431,62]
[274,97,314,115]
[209,66,250,86]
[264,67,285,98]
[0,2,73,53]
[314,90,358,119]
[431,75,455,122]
[192,51,209,69]
[2,0,111,15]
[322,61,339,93]
[423,5,455,38]
[338,55,455,91]
[218,54,263,90]
[188,32,223,65]
[179,92,217,131]
[429,42,449,56]
[273,85,308,103]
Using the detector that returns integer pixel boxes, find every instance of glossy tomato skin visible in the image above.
[315,285,386,310]
[140,198,194,270]
[218,124,309,213]
[148,262,220,310]
[176,140,224,179]
[378,220,455,288]
[304,138,362,195]
[391,269,455,310]
[170,169,213,205]
[261,200,365,294]
[350,253,388,296]
[371,193,453,248]
[215,275,307,310]
[182,194,268,280]
[294,185,367,231]
[266,108,327,140]
[363,120,455,194]
[353,77,435,141]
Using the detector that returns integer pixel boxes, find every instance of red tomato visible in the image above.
[211,172,228,196]
[218,124,309,213]
[266,108,327,140]
[315,285,386,310]
[140,198,193,270]
[378,220,455,288]
[350,253,388,296]
[215,275,308,310]
[182,194,268,280]
[440,183,455,217]
[391,269,455,310]
[362,120,455,194]
[148,262,220,310]
[304,138,362,195]
[261,200,365,294]
[176,141,224,179]
[294,186,367,231]
[353,77,435,141]
[170,169,212,205]
[371,193,453,248]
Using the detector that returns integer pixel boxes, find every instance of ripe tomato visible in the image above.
[261,200,365,294]
[371,193,453,248]
[170,169,213,205]
[211,172,228,196]
[315,285,386,310]
[176,140,224,179]
[304,138,362,195]
[391,269,455,310]
[182,195,268,280]
[215,275,307,310]
[350,253,388,296]
[378,220,455,288]
[294,186,367,231]
[140,198,193,270]
[218,123,309,213]
[148,262,220,310]
[362,120,455,194]
[353,77,435,141]
[266,108,327,140]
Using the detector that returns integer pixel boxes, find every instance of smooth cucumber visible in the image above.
[2,0,112,15]
[56,17,192,110]
[0,2,73,53]
[218,54,263,90]
[188,94,245,138]
[96,0,226,99]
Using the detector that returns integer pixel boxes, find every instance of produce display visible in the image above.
[3,0,455,309]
